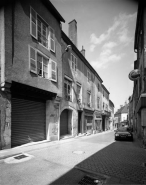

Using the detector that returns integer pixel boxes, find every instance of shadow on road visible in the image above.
[50,139,146,184]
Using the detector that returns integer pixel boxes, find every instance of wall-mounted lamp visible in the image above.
[65,45,72,52]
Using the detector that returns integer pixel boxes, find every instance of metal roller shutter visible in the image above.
[12,97,46,148]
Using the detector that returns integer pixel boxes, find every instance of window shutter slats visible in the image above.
[30,8,37,39]
[51,60,57,81]
[50,27,55,52]
[29,46,37,73]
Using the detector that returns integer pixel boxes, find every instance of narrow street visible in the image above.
[0,131,146,185]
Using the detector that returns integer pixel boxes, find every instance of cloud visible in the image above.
[89,44,96,52]
[90,12,136,52]
[102,41,117,49]
[90,40,123,69]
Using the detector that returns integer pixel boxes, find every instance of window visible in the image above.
[106,104,108,111]
[103,102,104,109]
[98,84,100,91]
[64,78,72,101]
[97,97,100,109]
[87,91,91,107]
[37,17,48,48]
[71,53,77,71]
[76,83,82,103]
[50,27,55,52]
[87,70,91,82]
[30,7,55,52]
[37,53,49,78]
[29,46,57,81]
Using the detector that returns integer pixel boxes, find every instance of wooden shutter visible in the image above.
[51,60,57,81]
[30,7,37,39]
[50,27,55,52]
[29,46,37,73]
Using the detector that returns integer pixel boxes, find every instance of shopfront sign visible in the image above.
[128,69,140,81]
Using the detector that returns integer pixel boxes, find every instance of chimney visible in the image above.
[68,19,77,47]
[80,46,85,57]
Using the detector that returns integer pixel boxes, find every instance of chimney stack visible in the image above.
[81,46,85,57]
[68,19,77,47]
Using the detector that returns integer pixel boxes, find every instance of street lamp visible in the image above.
[62,45,72,62]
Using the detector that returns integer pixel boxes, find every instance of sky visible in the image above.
[50,0,138,112]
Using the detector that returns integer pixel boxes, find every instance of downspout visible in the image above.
[0,7,5,91]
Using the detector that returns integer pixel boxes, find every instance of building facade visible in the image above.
[61,20,103,137]
[0,0,65,149]
[101,84,110,131]
[0,0,114,150]
[128,1,146,140]
[109,100,115,130]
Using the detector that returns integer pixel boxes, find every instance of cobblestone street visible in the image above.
[76,139,146,184]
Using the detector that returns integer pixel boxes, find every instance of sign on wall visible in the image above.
[128,69,140,81]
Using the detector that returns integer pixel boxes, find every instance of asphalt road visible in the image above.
[0,131,146,185]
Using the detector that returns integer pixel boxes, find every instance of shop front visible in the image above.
[94,111,102,133]
[84,109,94,134]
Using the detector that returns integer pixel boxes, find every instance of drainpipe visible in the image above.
[0,7,5,91]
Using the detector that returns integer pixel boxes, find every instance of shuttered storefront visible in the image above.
[11,96,46,148]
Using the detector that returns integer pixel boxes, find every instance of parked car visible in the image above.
[115,127,133,141]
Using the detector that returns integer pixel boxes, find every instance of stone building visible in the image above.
[0,0,65,149]
[109,100,115,130]
[61,20,103,137]
[0,0,114,150]
[101,84,110,131]
[128,1,146,139]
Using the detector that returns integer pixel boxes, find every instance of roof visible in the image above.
[109,100,114,108]
[102,84,110,94]
[121,104,128,113]
[114,104,128,116]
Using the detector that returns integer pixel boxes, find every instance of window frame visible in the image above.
[97,97,100,109]
[30,7,55,52]
[76,82,82,103]
[71,53,77,71]
[87,70,91,82]
[64,77,73,102]
[87,90,91,107]
[29,46,57,82]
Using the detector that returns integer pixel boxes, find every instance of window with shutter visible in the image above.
[51,60,57,82]
[71,53,77,71]
[29,46,37,73]
[30,7,37,39]
[87,71,91,82]
[64,78,72,101]
[30,7,56,52]
[50,27,55,52]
